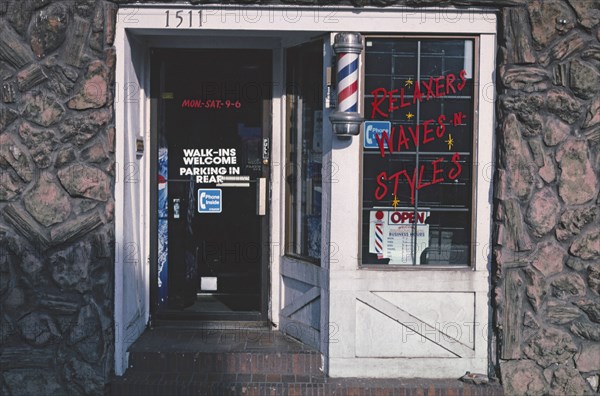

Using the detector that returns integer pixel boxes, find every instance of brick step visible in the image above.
[127,350,324,377]
[108,373,504,396]
[108,376,322,396]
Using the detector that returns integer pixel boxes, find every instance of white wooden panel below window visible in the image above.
[355,292,476,358]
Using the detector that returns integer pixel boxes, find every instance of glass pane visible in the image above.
[416,154,472,208]
[286,41,323,262]
[424,211,471,265]
[362,37,475,266]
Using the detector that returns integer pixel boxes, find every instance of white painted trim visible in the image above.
[117,5,497,34]
[142,44,152,330]
[270,46,284,327]
[114,30,153,376]
[113,22,125,377]
[320,37,334,375]
[475,33,497,274]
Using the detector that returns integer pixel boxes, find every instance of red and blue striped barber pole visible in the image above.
[329,32,364,136]
[375,222,384,259]
[374,210,385,259]
[336,52,359,113]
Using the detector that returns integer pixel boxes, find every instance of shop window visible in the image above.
[285,41,324,263]
[362,37,476,266]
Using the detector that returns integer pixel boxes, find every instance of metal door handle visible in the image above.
[257,177,266,216]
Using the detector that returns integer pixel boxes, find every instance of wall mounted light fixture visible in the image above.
[329,32,364,137]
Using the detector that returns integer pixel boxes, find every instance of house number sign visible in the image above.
[164,10,203,28]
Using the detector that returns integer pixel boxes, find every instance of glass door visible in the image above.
[151,49,271,320]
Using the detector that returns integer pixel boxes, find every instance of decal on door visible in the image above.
[198,189,222,213]
[180,148,240,184]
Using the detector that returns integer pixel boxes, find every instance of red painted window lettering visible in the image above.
[368,70,468,120]
[374,117,447,157]
[181,99,242,109]
[373,154,463,205]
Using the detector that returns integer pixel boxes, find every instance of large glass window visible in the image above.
[362,37,476,266]
[285,41,323,262]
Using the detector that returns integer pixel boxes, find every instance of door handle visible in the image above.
[257,177,266,216]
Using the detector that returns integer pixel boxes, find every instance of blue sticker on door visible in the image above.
[198,189,222,213]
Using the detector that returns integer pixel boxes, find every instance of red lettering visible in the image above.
[375,130,394,158]
[453,112,466,126]
[374,147,463,207]
[435,76,445,97]
[422,77,435,100]
[422,120,435,144]
[389,170,408,198]
[457,70,468,91]
[416,212,425,224]
[396,126,410,152]
[417,164,431,190]
[431,157,445,184]
[407,125,420,147]
[384,170,415,206]
[399,88,411,108]
[406,168,417,205]
[401,211,411,223]
[436,115,447,138]
[371,88,389,118]
[388,89,400,113]
[449,152,462,180]
[446,73,457,95]
[181,99,203,108]
[413,82,423,104]
[374,171,388,200]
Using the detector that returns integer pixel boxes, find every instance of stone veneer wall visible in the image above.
[0,1,117,395]
[0,0,599,395]
[492,1,600,394]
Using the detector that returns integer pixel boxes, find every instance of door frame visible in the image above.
[114,26,296,374]
[148,48,273,322]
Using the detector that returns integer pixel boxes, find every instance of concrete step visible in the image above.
[126,350,323,376]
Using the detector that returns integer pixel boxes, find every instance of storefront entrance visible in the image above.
[151,49,271,320]
[115,5,496,377]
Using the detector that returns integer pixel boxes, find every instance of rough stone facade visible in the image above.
[0,1,116,395]
[0,0,598,395]
[493,1,600,394]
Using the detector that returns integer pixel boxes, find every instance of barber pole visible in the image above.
[375,222,384,259]
[374,210,385,259]
[336,52,359,112]
[329,32,364,136]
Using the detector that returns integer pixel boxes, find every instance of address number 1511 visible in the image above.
[165,10,203,28]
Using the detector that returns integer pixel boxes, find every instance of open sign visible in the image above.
[388,211,429,225]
